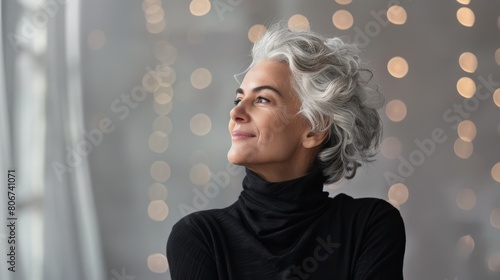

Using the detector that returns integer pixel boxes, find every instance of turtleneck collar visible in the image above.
[236,167,331,253]
[240,167,329,213]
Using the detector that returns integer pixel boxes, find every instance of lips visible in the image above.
[231,130,256,140]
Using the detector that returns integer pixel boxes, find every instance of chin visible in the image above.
[227,153,243,166]
[227,149,248,166]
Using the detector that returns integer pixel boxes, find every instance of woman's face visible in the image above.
[227,60,320,181]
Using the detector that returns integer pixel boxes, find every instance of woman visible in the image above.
[167,23,405,279]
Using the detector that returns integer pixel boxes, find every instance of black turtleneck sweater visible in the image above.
[166,168,405,279]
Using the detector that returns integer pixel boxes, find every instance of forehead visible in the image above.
[241,60,292,91]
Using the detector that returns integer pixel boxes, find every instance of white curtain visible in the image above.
[1,1,105,279]
[0,2,13,280]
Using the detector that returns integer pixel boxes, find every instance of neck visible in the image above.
[245,161,317,183]
[245,146,321,182]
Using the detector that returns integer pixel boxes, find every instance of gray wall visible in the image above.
[79,1,500,279]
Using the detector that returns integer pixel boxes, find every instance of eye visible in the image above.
[257,96,270,103]
[233,98,241,105]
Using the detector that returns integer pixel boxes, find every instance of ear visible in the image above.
[302,130,328,149]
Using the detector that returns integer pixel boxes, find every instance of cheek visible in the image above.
[258,121,294,145]
[264,110,294,137]
[260,116,306,148]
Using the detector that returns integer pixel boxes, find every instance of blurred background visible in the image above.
[1,0,499,279]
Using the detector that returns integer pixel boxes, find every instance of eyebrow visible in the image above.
[235,85,282,97]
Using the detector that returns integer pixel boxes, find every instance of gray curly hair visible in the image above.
[248,23,384,183]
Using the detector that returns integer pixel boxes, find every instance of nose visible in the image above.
[230,99,250,123]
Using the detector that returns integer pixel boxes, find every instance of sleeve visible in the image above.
[353,200,406,280]
[166,215,219,280]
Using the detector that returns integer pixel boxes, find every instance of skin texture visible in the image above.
[227,60,327,182]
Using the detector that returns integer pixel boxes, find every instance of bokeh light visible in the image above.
[387,199,401,210]
[456,235,475,256]
[454,138,473,159]
[493,89,500,107]
[388,183,409,205]
[490,208,500,229]
[456,77,476,98]
[190,113,212,136]
[154,101,173,116]
[492,162,500,183]
[380,136,403,159]
[146,15,164,26]
[142,0,161,12]
[248,24,267,43]
[456,188,476,210]
[147,253,169,273]
[332,10,354,30]
[148,200,169,221]
[153,116,173,135]
[146,20,166,34]
[148,182,168,201]
[457,120,476,142]
[154,40,177,65]
[456,0,470,4]
[387,5,407,25]
[495,48,500,65]
[148,131,168,153]
[387,56,409,78]
[190,163,211,185]
[489,252,500,272]
[288,14,310,31]
[156,65,176,87]
[191,68,212,89]
[144,4,162,15]
[145,5,164,24]
[87,29,106,50]
[386,99,407,122]
[143,71,161,93]
[335,0,352,4]
[458,52,478,73]
[150,161,171,182]
[189,0,211,16]
[456,7,475,27]
[154,87,173,104]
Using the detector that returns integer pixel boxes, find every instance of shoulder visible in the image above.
[171,207,230,233]
[330,193,401,215]
[168,205,237,243]
[329,193,405,233]
[166,208,236,278]
[167,207,233,260]
[330,195,406,278]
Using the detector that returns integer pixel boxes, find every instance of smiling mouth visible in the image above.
[231,130,256,140]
